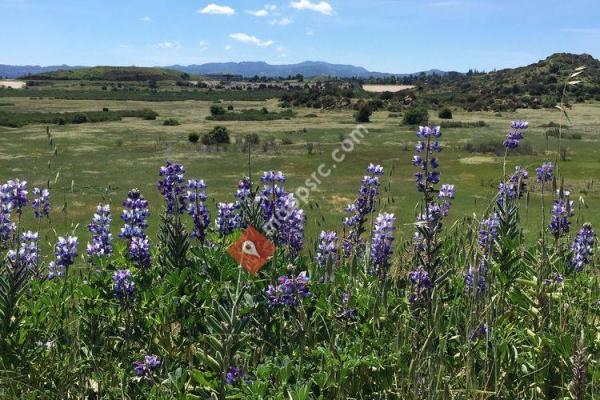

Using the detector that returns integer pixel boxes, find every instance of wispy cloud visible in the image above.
[140,16,152,22]
[198,3,235,15]
[306,29,314,36]
[246,9,269,17]
[229,33,274,47]
[270,17,293,25]
[199,40,209,51]
[290,0,333,15]
[265,4,277,11]
[225,45,232,50]
[157,41,182,49]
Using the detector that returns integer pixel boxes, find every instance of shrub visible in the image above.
[281,137,293,145]
[71,113,88,124]
[210,105,226,116]
[354,104,372,123]
[245,133,260,146]
[438,108,453,119]
[227,105,234,111]
[188,133,199,144]
[403,106,429,125]
[202,126,230,145]
[163,118,180,126]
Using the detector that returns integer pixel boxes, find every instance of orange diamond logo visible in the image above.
[227,226,275,275]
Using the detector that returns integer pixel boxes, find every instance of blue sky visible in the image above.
[2,0,600,73]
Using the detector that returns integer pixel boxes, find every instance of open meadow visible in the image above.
[1,95,599,251]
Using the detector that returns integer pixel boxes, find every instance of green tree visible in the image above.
[354,104,372,123]
[403,106,429,125]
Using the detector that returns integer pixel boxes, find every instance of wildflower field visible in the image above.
[0,90,599,398]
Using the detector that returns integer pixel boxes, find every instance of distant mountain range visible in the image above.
[165,61,446,78]
[0,61,445,79]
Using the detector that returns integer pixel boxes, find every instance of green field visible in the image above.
[1,94,599,254]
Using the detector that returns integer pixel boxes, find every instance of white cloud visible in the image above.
[290,0,333,15]
[199,3,235,15]
[225,45,232,50]
[270,17,293,25]
[246,9,269,17]
[199,40,209,51]
[306,29,314,36]
[229,33,274,47]
[157,41,182,49]
[140,16,152,22]
[119,44,130,48]
[265,4,277,11]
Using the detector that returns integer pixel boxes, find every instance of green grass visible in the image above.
[0,96,599,254]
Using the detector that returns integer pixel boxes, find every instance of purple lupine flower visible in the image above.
[438,184,455,216]
[225,366,246,385]
[157,161,186,215]
[316,231,337,269]
[536,162,554,183]
[87,204,113,258]
[235,177,252,201]
[48,236,78,279]
[113,269,135,300]
[342,164,384,254]
[32,187,50,218]
[545,273,564,286]
[570,223,595,271]
[132,354,161,377]
[464,259,487,294]
[259,172,305,255]
[0,179,28,214]
[120,189,149,240]
[186,179,210,242]
[408,267,433,304]
[7,231,39,273]
[129,236,152,268]
[266,272,311,308]
[503,120,528,149]
[336,291,358,320]
[414,126,442,192]
[370,213,395,275]
[549,197,573,239]
[216,202,240,236]
[469,324,489,341]
[271,193,304,255]
[498,166,528,205]
[0,203,15,246]
[479,213,500,249]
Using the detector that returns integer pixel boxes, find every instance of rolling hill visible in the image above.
[22,66,192,81]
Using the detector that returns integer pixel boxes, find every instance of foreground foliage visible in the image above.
[0,116,598,400]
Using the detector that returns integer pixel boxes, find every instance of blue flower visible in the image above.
[157,161,186,215]
[48,236,78,278]
[0,179,28,214]
[316,231,337,269]
[32,187,50,218]
[87,204,113,258]
[536,162,554,183]
[370,213,395,275]
[570,223,595,271]
[186,179,210,242]
[216,202,240,236]
[266,272,311,308]
[503,120,528,149]
[549,195,574,239]
[7,231,39,273]
[113,269,135,300]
